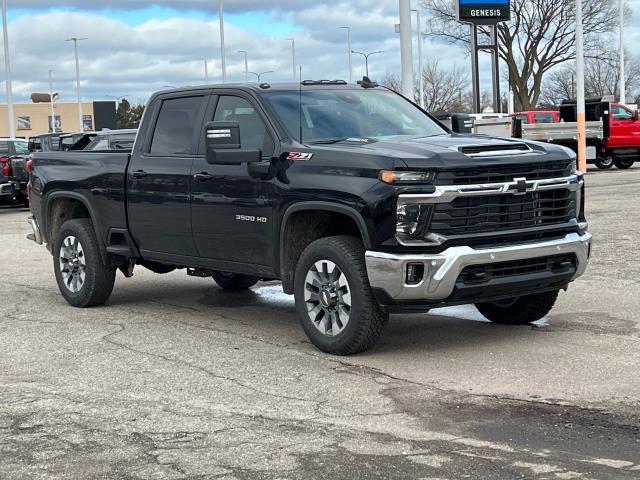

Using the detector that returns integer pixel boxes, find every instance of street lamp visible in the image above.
[105,94,130,103]
[285,38,296,81]
[2,0,15,138]
[412,9,425,109]
[351,50,384,78]
[339,27,353,83]
[66,37,88,132]
[218,0,227,83]
[238,50,249,82]
[204,58,209,84]
[48,70,56,133]
[248,70,274,83]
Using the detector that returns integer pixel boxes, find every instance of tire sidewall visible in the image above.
[53,220,105,307]
[294,240,368,354]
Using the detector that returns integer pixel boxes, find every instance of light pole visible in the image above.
[2,0,15,138]
[412,9,424,108]
[339,26,353,83]
[575,0,586,173]
[619,0,625,104]
[66,37,87,132]
[238,50,249,82]
[248,70,274,83]
[218,0,227,83]
[285,38,296,81]
[49,70,56,132]
[204,58,209,84]
[351,50,384,78]
[399,0,414,99]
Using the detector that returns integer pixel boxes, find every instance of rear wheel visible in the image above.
[294,236,387,355]
[613,158,635,169]
[475,290,559,325]
[212,272,258,290]
[53,219,116,307]
[594,157,614,170]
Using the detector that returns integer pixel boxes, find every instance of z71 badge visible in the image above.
[287,152,314,161]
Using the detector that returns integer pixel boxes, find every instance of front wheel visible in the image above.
[594,157,614,170]
[613,158,635,169]
[475,290,559,325]
[53,219,116,308]
[294,236,388,355]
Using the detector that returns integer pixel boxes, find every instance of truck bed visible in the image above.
[521,121,604,142]
[30,151,131,249]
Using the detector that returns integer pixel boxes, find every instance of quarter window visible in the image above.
[150,96,204,155]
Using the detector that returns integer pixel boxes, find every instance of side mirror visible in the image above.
[633,110,639,121]
[205,121,261,165]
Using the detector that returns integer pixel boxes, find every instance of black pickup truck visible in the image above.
[27,81,592,355]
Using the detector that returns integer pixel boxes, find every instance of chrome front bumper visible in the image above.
[26,215,43,245]
[365,232,592,302]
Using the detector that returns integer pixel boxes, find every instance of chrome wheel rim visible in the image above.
[59,235,86,293]
[304,260,351,336]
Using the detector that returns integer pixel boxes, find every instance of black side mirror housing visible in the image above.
[205,121,261,165]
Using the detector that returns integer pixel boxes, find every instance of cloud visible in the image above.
[1,2,472,105]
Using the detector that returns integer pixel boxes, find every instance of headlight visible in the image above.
[380,170,435,184]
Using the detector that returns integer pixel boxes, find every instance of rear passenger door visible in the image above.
[190,94,276,266]
[127,94,208,258]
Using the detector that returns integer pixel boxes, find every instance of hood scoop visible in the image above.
[457,142,534,158]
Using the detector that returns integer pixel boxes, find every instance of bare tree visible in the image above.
[421,0,619,110]
[540,48,640,106]
[383,60,469,115]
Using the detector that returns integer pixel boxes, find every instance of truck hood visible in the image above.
[311,133,573,170]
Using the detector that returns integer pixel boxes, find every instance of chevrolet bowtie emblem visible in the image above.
[512,177,528,195]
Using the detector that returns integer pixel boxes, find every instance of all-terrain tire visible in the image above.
[294,236,388,355]
[212,272,258,290]
[475,290,559,325]
[53,219,116,308]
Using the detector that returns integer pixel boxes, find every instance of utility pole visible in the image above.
[399,0,414,99]
[238,50,248,82]
[204,58,209,84]
[218,0,227,82]
[48,70,55,132]
[339,27,353,83]
[412,9,424,108]
[575,0,587,173]
[619,0,625,104]
[2,0,15,138]
[286,38,296,81]
[66,37,87,132]
[248,70,274,83]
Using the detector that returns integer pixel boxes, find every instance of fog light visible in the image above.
[406,263,425,285]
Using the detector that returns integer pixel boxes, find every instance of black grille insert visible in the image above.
[435,161,573,185]
[459,254,577,285]
[430,189,576,236]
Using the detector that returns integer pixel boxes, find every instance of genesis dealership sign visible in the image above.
[457,0,511,24]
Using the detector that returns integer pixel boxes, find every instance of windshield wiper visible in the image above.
[310,137,375,145]
[310,138,348,145]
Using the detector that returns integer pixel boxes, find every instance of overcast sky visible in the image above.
[1,0,637,105]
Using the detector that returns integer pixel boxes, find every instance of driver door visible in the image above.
[610,105,639,148]
[190,94,276,266]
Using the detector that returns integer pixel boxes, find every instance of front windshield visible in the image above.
[263,89,446,143]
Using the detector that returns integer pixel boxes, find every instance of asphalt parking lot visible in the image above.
[1,166,639,479]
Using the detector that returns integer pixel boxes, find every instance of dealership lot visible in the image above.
[1,167,639,479]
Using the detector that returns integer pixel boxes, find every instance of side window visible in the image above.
[214,96,272,154]
[14,142,29,155]
[612,106,633,120]
[0,141,10,155]
[150,96,204,155]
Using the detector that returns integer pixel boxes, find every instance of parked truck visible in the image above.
[27,81,592,355]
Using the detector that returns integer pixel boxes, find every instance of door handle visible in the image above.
[194,173,213,182]
[132,170,148,179]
